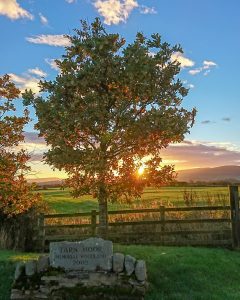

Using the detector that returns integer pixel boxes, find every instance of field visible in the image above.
[40,186,230,214]
[1,245,240,300]
[0,186,235,299]
[39,186,232,246]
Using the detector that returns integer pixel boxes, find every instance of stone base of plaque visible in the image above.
[11,238,148,300]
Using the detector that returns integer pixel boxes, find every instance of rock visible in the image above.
[37,255,49,273]
[25,260,37,276]
[135,260,147,282]
[49,238,113,271]
[14,262,25,281]
[11,239,148,299]
[124,255,136,275]
[10,289,25,299]
[32,292,48,299]
[41,275,61,282]
[113,253,124,273]
[88,272,118,286]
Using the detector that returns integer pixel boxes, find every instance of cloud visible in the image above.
[10,73,40,94]
[18,133,67,179]
[9,67,46,94]
[189,59,217,76]
[45,58,60,71]
[39,13,48,25]
[66,0,76,3]
[189,69,201,75]
[0,0,33,20]
[139,5,157,14]
[93,0,138,25]
[28,67,47,77]
[222,117,231,122]
[203,60,217,68]
[19,133,240,178]
[201,120,212,124]
[19,133,47,162]
[26,34,71,47]
[171,52,195,68]
[161,140,240,170]
[24,132,45,145]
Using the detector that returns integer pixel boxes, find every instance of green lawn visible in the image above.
[0,251,39,300]
[40,186,230,214]
[1,245,240,300]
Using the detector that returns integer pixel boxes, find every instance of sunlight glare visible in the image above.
[138,166,145,175]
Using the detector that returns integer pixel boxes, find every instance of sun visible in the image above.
[138,166,145,175]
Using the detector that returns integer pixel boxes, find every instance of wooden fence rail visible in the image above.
[35,186,240,251]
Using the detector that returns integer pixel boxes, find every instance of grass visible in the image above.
[40,186,230,214]
[0,251,39,300]
[1,245,240,300]
[115,245,240,299]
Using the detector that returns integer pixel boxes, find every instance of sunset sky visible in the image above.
[1,0,240,179]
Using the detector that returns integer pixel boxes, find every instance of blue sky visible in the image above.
[1,0,240,178]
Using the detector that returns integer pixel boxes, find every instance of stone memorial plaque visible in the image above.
[49,238,113,271]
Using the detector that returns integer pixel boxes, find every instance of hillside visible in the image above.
[177,165,240,182]
[27,177,63,186]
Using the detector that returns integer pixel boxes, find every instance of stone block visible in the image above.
[10,289,25,299]
[124,255,136,275]
[49,238,113,271]
[88,272,118,286]
[113,253,124,273]
[135,260,147,282]
[25,260,37,276]
[14,262,25,281]
[37,255,49,273]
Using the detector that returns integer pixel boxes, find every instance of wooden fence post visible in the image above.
[160,206,165,245]
[229,185,240,248]
[38,213,45,252]
[91,210,97,236]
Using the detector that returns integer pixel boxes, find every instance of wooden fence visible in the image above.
[35,186,240,251]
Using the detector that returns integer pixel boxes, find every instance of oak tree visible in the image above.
[23,19,196,231]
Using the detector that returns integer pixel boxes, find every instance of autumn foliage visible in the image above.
[0,75,41,216]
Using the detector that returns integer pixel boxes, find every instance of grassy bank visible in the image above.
[1,245,240,300]
[0,251,39,300]
[41,186,230,214]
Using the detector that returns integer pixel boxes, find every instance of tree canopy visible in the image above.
[23,18,196,229]
[0,75,41,216]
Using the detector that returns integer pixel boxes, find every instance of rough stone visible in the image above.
[124,255,136,275]
[49,238,113,271]
[10,290,25,299]
[135,260,147,282]
[88,272,118,286]
[113,253,125,273]
[32,292,48,299]
[14,262,25,281]
[11,239,148,299]
[25,260,37,276]
[37,255,49,273]
[41,275,62,282]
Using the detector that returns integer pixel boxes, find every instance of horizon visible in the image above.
[26,165,240,182]
[1,0,240,179]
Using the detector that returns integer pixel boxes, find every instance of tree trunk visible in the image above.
[98,183,108,237]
